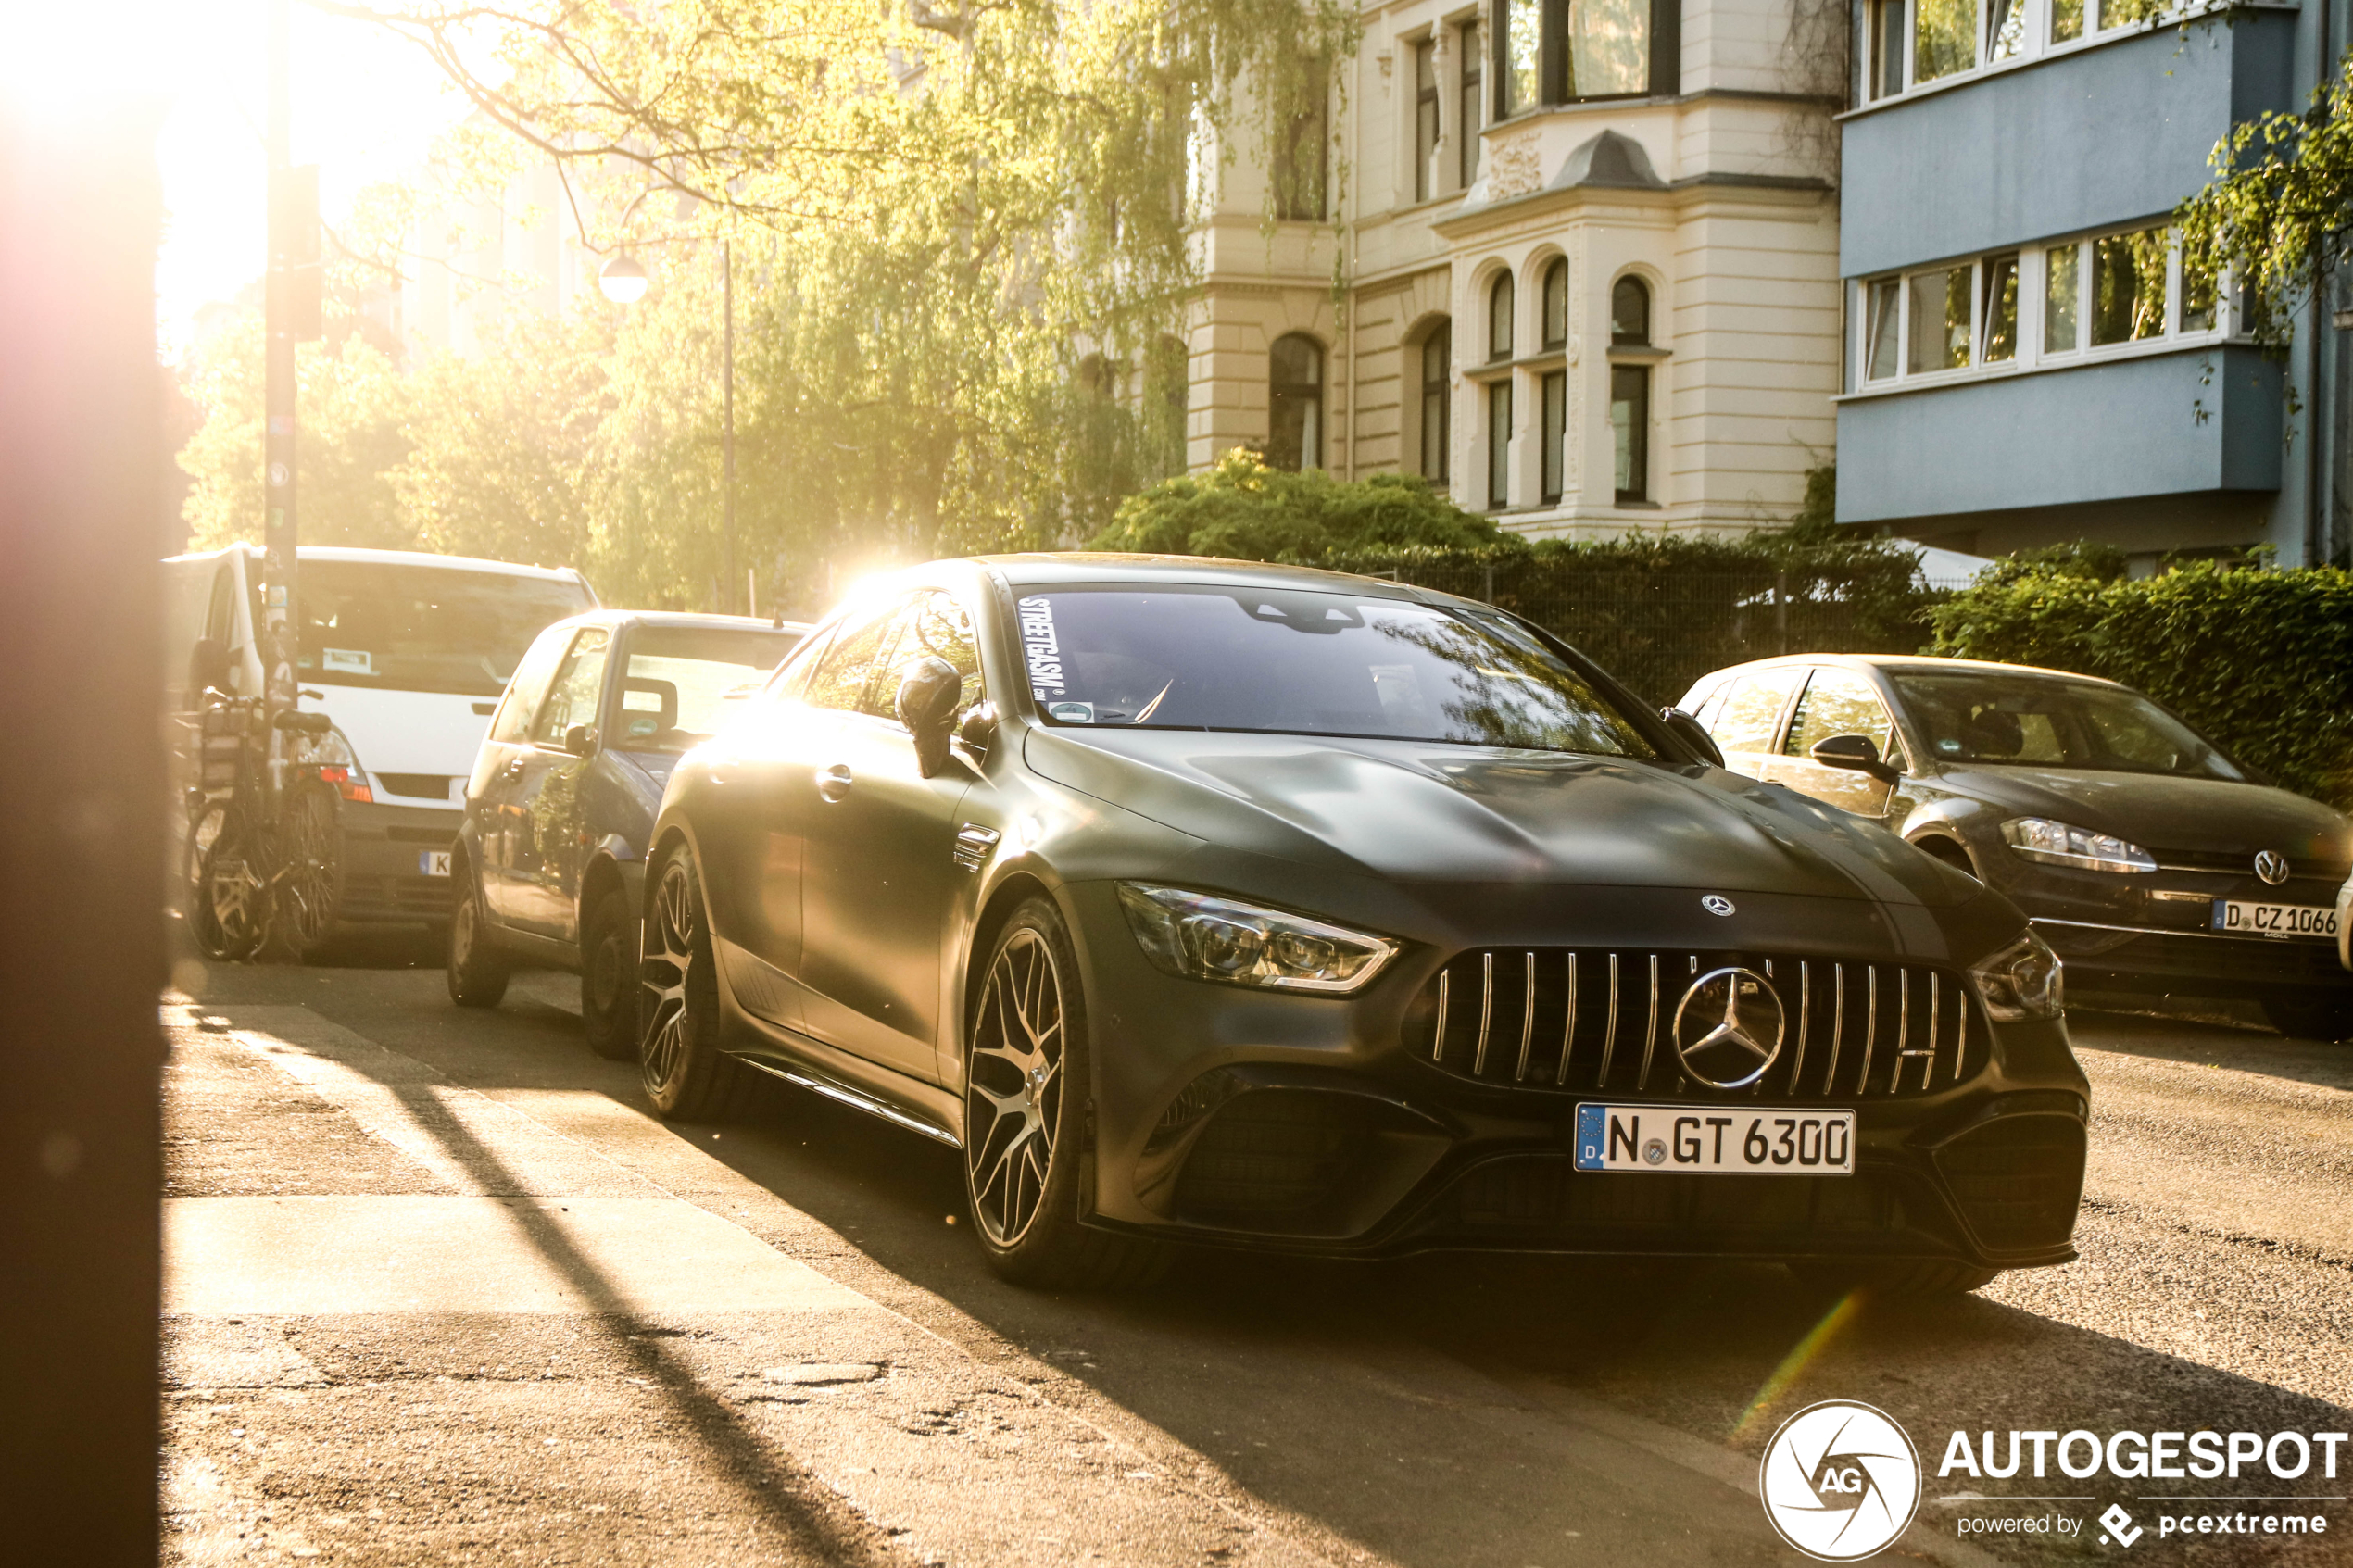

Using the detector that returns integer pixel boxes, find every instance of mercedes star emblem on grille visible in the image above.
[1701,894,1736,917]
[2254,849,2290,886]
[1672,967,1785,1089]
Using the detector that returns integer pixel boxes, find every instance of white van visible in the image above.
[163,546,598,935]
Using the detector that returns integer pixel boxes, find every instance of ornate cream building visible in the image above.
[1189,0,1843,537]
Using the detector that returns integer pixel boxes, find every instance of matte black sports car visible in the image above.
[1678,656,2353,1040]
[637,557,2087,1293]
[448,610,807,1054]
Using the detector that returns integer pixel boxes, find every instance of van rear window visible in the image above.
[296,562,593,696]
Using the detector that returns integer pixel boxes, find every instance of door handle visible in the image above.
[816,763,854,803]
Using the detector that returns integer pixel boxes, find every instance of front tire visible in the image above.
[637,847,754,1121]
[581,888,638,1060]
[273,779,342,960]
[447,870,510,1008]
[191,807,264,962]
[963,898,1164,1289]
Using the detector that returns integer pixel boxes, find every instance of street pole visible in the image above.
[263,0,297,719]
[723,236,736,614]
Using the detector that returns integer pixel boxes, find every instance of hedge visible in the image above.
[1928,561,2353,809]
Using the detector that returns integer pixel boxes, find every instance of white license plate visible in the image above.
[1573,1104,1855,1175]
[2212,899,2336,940]
[419,850,451,877]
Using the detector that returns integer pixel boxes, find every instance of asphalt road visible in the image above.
[159,937,2353,1567]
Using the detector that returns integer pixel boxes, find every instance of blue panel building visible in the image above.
[1834,2,2346,568]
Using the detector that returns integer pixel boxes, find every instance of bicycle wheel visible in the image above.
[273,779,343,960]
[193,806,265,962]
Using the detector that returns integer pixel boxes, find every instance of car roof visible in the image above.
[1697,652,2121,688]
[164,543,588,584]
[972,552,1428,599]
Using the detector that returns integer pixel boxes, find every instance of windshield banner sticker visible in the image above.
[1018,596,1065,700]
[321,647,372,675]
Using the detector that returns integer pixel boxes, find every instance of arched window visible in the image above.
[1611,275,1651,345]
[1541,258,1568,350]
[1266,333,1325,472]
[1488,271,1516,362]
[1418,321,1452,483]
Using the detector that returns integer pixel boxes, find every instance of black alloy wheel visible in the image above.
[637,847,754,1121]
[963,898,1164,1288]
[581,888,638,1060]
[447,869,511,1008]
[192,807,264,962]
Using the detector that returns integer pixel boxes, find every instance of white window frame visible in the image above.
[1850,229,2234,395]
[1862,0,2205,106]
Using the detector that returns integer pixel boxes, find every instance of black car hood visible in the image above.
[1026,727,1970,908]
[1931,765,2351,860]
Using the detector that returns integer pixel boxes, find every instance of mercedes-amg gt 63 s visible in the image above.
[636,555,2087,1294]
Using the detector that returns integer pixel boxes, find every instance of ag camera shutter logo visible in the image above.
[1760,1400,1923,1561]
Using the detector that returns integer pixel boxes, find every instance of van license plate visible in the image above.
[2212,899,2335,940]
[1572,1104,1854,1175]
[420,851,451,877]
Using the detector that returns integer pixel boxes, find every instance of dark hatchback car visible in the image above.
[632,557,2087,1295]
[448,611,808,1053]
[1680,656,2353,1040]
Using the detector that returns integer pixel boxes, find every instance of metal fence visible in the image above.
[1364,563,1937,708]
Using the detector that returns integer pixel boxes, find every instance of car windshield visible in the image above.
[1015,585,1656,757]
[298,562,593,697]
[1892,671,2242,781]
[617,626,804,752]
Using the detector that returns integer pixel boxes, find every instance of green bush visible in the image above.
[1930,560,2353,809]
[1088,450,1506,559]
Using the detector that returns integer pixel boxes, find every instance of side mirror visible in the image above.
[1810,733,1900,784]
[1659,707,1725,769]
[896,657,964,778]
[957,699,999,759]
[188,636,230,698]
[562,723,599,756]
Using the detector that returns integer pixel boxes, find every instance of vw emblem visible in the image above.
[1701,894,1736,918]
[2254,849,2290,887]
[1673,967,1785,1089]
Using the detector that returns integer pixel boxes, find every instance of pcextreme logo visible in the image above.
[1760,1400,1924,1562]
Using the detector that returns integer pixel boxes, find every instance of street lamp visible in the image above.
[598,254,649,305]
[597,245,738,613]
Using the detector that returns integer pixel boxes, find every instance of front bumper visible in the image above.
[1064,879,2087,1270]
[338,798,462,926]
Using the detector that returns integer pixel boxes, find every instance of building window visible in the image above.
[1541,257,1568,349]
[1568,0,1650,96]
[1610,365,1648,503]
[1419,322,1453,483]
[1276,69,1329,221]
[1489,271,1516,361]
[1913,0,1977,83]
[2090,228,2168,344]
[1414,41,1440,203]
[1267,333,1324,471]
[1541,370,1567,502]
[1499,0,1541,116]
[1987,0,2026,58]
[1487,381,1513,508]
[1873,0,2163,99]
[1857,231,2224,390]
[1869,0,1906,99]
[1492,0,1667,110]
[1458,23,1484,187]
[1610,275,1651,345]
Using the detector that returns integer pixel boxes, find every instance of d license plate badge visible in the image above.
[2212,899,2336,940]
[420,850,452,877]
[1572,1104,1855,1175]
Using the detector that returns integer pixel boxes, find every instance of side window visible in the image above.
[801,601,902,713]
[490,627,575,744]
[1708,668,1804,755]
[529,628,611,746]
[1785,670,1895,759]
[765,627,833,703]
[867,592,985,725]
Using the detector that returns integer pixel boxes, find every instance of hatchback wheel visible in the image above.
[447,871,510,1008]
[963,898,1164,1288]
[638,847,754,1121]
[581,888,638,1060]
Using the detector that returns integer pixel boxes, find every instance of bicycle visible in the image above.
[183,691,344,963]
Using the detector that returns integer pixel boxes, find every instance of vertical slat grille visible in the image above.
[1412,947,1989,1101]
